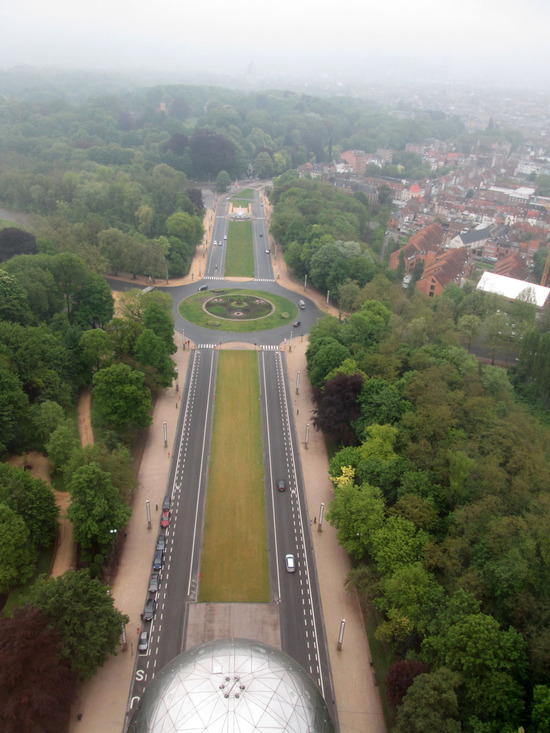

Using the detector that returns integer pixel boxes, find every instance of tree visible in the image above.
[0,463,59,548]
[79,328,114,374]
[65,443,137,503]
[0,227,37,262]
[166,210,203,246]
[24,570,129,680]
[0,504,37,592]
[386,659,430,709]
[0,607,76,733]
[421,611,526,726]
[92,363,152,437]
[45,421,80,475]
[29,399,65,444]
[326,481,385,561]
[67,462,131,551]
[215,170,231,193]
[394,668,462,733]
[0,270,31,324]
[0,366,29,456]
[307,338,351,388]
[313,372,364,446]
[254,151,274,179]
[72,274,114,328]
[143,301,177,354]
[532,685,550,733]
[51,252,88,320]
[371,515,428,576]
[135,329,176,389]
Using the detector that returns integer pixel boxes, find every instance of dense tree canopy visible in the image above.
[24,570,129,680]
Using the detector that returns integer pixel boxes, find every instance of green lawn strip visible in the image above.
[231,189,254,206]
[225,221,254,277]
[199,352,269,602]
[178,288,298,332]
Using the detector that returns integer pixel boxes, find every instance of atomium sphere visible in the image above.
[128,637,335,733]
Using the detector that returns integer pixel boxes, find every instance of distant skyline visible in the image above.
[3,0,550,90]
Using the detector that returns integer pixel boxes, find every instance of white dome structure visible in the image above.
[128,638,335,732]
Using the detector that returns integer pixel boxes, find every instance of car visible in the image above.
[223,235,227,240]
[138,631,149,654]
[259,232,263,237]
[141,597,156,621]
[293,321,301,328]
[277,479,286,492]
[160,509,171,528]
[148,572,159,593]
[285,554,296,573]
[153,549,163,570]
[156,533,166,552]
[198,285,208,291]
[162,496,171,511]
[214,240,217,246]
[265,249,270,254]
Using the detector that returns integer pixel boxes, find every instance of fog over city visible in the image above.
[2,0,550,90]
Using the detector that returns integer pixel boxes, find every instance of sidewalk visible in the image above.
[68,197,386,733]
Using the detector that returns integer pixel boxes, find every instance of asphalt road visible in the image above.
[123,188,336,722]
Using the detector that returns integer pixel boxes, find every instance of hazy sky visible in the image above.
[2,0,549,88]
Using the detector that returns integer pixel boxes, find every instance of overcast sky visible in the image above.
[2,0,549,89]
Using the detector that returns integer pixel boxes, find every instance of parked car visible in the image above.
[162,496,171,511]
[285,554,296,573]
[277,479,286,492]
[153,549,163,571]
[293,321,301,328]
[161,509,171,528]
[141,597,156,622]
[138,631,149,653]
[148,572,159,593]
[156,533,166,552]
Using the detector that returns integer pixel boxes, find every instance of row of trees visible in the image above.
[306,276,550,731]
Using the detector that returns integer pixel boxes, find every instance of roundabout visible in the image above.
[178,288,299,333]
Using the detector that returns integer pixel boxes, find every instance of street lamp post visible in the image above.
[175,366,179,393]
[182,329,185,348]
[110,529,118,565]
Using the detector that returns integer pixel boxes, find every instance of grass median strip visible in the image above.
[199,351,269,602]
[225,220,254,277]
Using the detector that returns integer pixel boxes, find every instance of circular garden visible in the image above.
[179,288,298,332]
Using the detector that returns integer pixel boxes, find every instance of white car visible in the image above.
[285,554,296,573]
[213,240,217,246]
[223,235,227,240]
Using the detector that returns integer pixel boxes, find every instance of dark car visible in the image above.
[138,631,149,654]
[198,285,208,291]
[148,572,159,593]
[156,533,166,552]
[259,232,263,237]
[160,509,171,528]
[162,496,171,511]
[141,597,156,622]
[153,549,163,571]
[277,479,286,492]
[293,321,301,328]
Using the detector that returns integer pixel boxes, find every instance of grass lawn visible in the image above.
[199,352,269,602]
[231,189,254,207]
[178,288,298,332]
[225,221,254,277]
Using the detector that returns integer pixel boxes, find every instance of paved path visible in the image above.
[68,195,386,733]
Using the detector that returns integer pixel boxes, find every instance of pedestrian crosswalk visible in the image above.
[195,344,281,351]
[201,276,276,282]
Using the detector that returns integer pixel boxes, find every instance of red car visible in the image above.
[160,509,171,528]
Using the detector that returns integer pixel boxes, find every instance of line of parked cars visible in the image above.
[139,495,172,654]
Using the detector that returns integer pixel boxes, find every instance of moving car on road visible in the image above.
[277,479,286,492]
[285,554,296,573]
[293,321,301,328]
